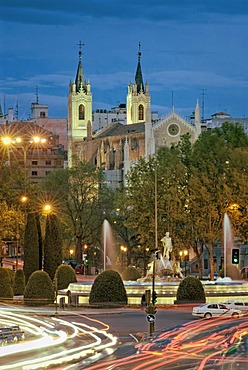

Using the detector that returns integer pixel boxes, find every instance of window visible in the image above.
[131,138,138,150]
[31,171,38,176]
[219,304,227,309]
[45,160,51,165]
[45,171,50,176]
[79,104,85,120]
[208,304,217,309]
[204,258,208,269]
[40,112,46,118]
[138,104,144,120]
[32,160,38,165]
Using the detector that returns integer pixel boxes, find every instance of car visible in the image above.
[222,300,248,312]
[74,264,85,274]
[192,303,242,319]
[63,260,77,269]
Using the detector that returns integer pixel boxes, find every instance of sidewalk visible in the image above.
[6,299,194,317]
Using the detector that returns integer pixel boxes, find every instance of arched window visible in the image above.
[138,104,144,120]
[79,104,85,120]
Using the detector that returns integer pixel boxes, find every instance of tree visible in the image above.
[43,214,63,280]
[36,214,43,270]
[41,162,115,265]
[119,146,190,258]
[13,269,26,295]
[189,124,248,279]
[118,125,248,280]
[23,213,39,283]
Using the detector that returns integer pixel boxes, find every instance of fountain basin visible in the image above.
[58,279,248,306]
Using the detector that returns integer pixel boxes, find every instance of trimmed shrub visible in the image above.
[5,268,15,286]
[176,276,205,303]
[0,267,14,299]
[24,270,54,306]
[23,212,39,283]
[54,264,77,290]
[89,270,127,307]
[43,214,63,281]
[122,266,142,281]
[13,269,26,296]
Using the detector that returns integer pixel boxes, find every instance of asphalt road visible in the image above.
[64,308,196,342]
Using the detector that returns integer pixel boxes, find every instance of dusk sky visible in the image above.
[1,0,248,121]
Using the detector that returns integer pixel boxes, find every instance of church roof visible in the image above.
[94,122,145,139]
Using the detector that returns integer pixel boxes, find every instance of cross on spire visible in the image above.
[77,41,85,60]
[137,42,141,61]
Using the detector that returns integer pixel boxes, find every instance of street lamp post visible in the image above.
[179,251,182,268]
[1,136,11,165]
[16,229,20,271]
[152,165,158,307]
[179,250,188,277]
[120,246,127,268]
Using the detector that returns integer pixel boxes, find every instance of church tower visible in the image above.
[68,42,92,167]
[126,43,150,125]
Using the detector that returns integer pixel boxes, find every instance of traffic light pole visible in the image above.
[145,289,156,336]
[152,252,155,306]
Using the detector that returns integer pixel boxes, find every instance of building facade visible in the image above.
[0,121,64,182]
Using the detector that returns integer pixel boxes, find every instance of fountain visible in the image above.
[223,213,234,277]
[59,223,248,306]
[102,219,117,271]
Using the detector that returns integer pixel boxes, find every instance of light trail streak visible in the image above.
[0,309,118,370]
[86,316,248,370]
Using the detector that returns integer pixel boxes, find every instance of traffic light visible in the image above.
[232,249,240,264]
[84,255,89,264]
[152,291,158,305]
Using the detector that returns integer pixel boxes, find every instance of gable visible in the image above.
[153,112,196,148]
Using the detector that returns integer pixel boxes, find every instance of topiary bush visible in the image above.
[89,270,128,307]
[0,267,14,300]
[122,266,142,281]
[13,269,26,296]
[24,270,54,306]
[5,268,15,287]
[176,276,206,303]
[54,264,77,290]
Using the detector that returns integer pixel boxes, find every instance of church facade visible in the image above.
[68,45,201,187]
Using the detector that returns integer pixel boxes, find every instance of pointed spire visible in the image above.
[195,99,200,124]
[36,85,39,104]
[135,42,144,93]
[75,41,87,93]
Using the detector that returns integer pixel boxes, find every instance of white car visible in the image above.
[192,303,242,319]
[222,300,248,312]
